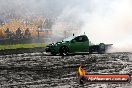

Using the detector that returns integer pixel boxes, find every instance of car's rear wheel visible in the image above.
[59,46,69,56]
[98,43,105,54]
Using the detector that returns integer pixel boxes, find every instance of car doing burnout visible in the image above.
[45,35,112,55]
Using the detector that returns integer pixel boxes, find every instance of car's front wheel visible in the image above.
[59,46,69,56]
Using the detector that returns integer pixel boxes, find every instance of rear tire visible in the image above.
[98,49,105,54]
[98,43,105,54]
[59,46,69,56]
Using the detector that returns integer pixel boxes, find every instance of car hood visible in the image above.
[55,41,69,45]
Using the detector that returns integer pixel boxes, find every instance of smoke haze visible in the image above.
[0,0,132,52]
[80,0,132,52]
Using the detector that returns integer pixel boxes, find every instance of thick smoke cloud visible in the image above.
[80,0,132,52]
[0,0,132,52]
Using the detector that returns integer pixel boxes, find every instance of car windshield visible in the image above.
[62,36,75,42]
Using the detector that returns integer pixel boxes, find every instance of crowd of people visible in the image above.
[4,27,31,39]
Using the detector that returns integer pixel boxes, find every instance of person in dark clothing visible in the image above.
[16,27,23,39]
[24,28,31,38]
[5,28,14,39]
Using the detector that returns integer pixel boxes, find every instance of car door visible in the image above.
[81,35,89,52]
[70,35,89,52]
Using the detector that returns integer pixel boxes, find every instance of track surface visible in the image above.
[0,52,132,88]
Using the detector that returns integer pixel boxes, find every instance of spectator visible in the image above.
[5,28,14,39]
[24,28,31,38]
[16,27,23,39]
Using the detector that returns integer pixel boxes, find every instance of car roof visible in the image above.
[76,35,87,37]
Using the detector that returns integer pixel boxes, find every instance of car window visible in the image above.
[63,36,76,41]
[74,36,88,42]
[83,36,88,42]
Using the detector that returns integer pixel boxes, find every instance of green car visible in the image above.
[45,35,111,55]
